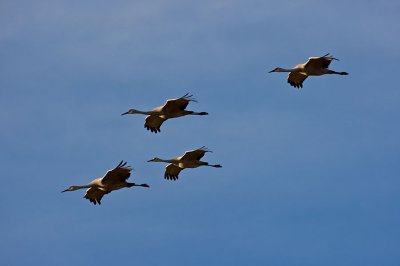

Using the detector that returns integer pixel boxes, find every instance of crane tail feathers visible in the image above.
[197,146,212,152]
[180,93,198,102]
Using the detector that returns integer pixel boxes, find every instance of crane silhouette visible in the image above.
[122,93,208,133]
[269,53,348,88]
[62,161,149,205]
[148,146,222,180]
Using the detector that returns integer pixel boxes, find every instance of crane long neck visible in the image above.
[75,184,92,190]
[136,109,157,115]
[159,158,179,164]
[281,67,302,72]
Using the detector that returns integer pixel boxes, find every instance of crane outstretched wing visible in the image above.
[144,115,166,133]
[164,164,183,181]
[287,72,308,89]
[84,187,110,205]
[305,54,338,69]
[102,161,132,185]
[180,146,210,161]
[162,93,197,112]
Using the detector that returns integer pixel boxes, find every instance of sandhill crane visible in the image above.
[121,93,208,133]
[268,53,348,88]
[147,146,222,180]
[62,161,149,205]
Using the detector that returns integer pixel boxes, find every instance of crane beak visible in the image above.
[61,189,68,193]
[121,111,129,116]
[268,69,275,73]
[147,159,154,162]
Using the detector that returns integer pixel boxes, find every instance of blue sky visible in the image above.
[1,0,399,265]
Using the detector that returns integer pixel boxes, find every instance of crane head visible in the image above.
[62,186,80,193]
[147,157,162,162]
[121,109,140,115]
[268,67,284,73]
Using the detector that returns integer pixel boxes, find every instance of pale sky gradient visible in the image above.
[1,1,400,265]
